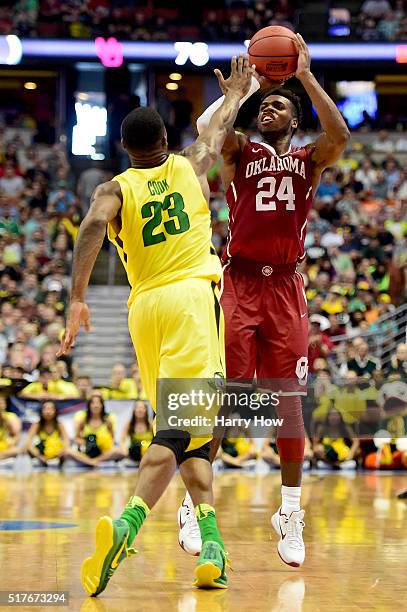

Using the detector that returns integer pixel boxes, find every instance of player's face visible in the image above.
[257,95,297,135]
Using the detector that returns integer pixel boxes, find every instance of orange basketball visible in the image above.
[248,26,298,81]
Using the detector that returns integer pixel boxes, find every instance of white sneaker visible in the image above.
[177,493,202,556]
[271,507,305,567]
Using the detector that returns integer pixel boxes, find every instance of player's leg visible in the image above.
[257,273,308,567]
[81,438,185,597]
[179,267,258,554]
[179,451,227,588]
[81,290,165,596]
[208,266,258,460]
[167,279,230,563]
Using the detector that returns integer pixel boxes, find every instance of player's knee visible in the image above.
[181,465,212,493]
[150,430,191,465]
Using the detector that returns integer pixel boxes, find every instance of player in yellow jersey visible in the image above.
[58,55,253,595]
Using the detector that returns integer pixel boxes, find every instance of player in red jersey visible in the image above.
[178,38,349,565]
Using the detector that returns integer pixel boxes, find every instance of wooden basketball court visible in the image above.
[1,470,406,611]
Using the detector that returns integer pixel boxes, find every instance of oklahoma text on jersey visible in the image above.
[224,141,314,265]
[245,153,306,179]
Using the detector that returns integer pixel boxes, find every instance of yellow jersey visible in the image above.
[101,378,139,400]
[21,380,79,398]
[109,154,221,306]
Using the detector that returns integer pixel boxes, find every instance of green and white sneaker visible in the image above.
[194,541,228,589]
[81,516,136,597]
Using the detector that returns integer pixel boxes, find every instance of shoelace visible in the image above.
[284,514,305,551]
[184,508,201,539]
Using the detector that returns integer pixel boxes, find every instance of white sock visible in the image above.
[281,485,301,515]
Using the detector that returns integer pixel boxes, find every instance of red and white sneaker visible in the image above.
[177,493,202,556]
[271,507,305,567]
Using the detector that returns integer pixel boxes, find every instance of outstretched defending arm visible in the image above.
[295,34,350,177]
[196,75,260,135]
[196,62,279,189]
[183,54,253,199]
[57,181,122,356]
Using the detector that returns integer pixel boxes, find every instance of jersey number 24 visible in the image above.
[256,177,295,211]
[142,192,190,247]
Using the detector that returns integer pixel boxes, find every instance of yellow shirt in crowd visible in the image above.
[21,380,80,398]
[101,378,146,400]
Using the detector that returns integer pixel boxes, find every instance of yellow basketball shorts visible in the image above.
[128,278,225,451]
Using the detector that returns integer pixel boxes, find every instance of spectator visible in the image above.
[313,370,368,425]
[20,366,79,399]
[76,375,94,400]
[377,10,400,39]
[219,421,257,468]
[346,341,380,378]
[0,395,21,460]
[313,408,359,469]
[47,182,76,215]
[308,315,334,373]
[71,394,120,467]
[385,208,407,241]
[388,343,407,377]
[102,363,138,400]
[360,0,391,18]
[316,170,341,200]
[119,400,153,463]
[371,130,395,153]
[383,157,401,187]
[355,158,377,189]
[201,10,224,41]
[337,150,359,178]
[372,170,390,199]
[260,434,281,468]
[364,382,407,469]
[76,162,106,213]
[0,206,20,236]
[131,362,148,400]
[24,400,69,466]
[0,163,25,199]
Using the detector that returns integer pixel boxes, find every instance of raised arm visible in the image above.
[195,73,258,165]
[295,34,350,181]
[183,55,253,198]
[195,61,279,190]
[58,180,122,356]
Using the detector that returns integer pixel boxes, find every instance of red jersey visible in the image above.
[224,140,314,264]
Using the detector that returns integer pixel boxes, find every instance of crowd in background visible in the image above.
[1,0,406,42]
[1,82,407,469]
[2,362,407,471]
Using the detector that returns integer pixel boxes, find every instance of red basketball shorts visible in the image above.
[220,262,309,384]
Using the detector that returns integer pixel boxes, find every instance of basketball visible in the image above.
[248,26,299,81]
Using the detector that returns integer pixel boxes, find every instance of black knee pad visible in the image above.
[150,429,191,465]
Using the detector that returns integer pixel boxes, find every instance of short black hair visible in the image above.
[260,88,303,127]
[121,107,165,150]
